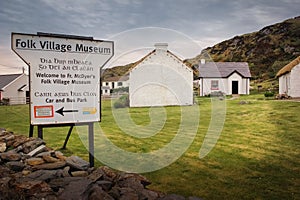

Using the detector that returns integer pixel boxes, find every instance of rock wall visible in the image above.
[0,128,202,200]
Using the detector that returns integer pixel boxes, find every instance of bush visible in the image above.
[0,98,9,105]
[113,94,129,108]
[264,91,275,97]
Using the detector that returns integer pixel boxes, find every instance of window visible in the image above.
[211,80,219,90]
[105,82,109,86]
[117,82,123,87]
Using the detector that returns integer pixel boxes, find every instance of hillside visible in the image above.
[103,16,300,82]
[187,16,300,80]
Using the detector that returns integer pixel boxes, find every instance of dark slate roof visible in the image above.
[0,74,23,90]
[198,62,251,78]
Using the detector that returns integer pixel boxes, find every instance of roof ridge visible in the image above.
[276,56,300,77]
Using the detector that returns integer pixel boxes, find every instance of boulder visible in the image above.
[33,161,66,170]
[6,161,25,172]
[0,142,6,152]
[0,151,21,161]
[71,170,88,177]
[26,157,45,166]
[22,138,45,154]
[66,155,90,171]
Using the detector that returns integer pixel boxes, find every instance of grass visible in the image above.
[0,95,299,199]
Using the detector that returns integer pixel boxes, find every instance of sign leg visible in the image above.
[29,124,34,137]
[88,123,94,167]
[62,125,74,149]
[37,126,43,139]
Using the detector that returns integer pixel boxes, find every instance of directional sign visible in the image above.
[12,32,114,125]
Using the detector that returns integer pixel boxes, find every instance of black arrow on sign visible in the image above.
[56,107,78,116]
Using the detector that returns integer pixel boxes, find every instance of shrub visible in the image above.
[0,98,9,106]
[113,94,129,108]
[264,91,275,97]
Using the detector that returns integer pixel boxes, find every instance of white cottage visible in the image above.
[198,61,251,96]
[277,56,300,98]
[101,76,129,96]
[129,43,193,107]
[0,73,29,104]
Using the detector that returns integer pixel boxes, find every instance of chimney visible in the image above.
[200,59,205,65]
[154,43,168,51]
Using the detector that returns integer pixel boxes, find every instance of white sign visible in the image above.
[12,32,114,125]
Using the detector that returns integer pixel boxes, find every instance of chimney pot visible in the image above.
[154,43,168,51]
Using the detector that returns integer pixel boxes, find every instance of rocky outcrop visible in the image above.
[0,128,202,200]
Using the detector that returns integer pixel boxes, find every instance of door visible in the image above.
[232,81,239,94]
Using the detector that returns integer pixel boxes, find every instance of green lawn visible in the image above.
[0,94,299,199]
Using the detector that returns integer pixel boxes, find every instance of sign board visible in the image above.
[12,32,114,125]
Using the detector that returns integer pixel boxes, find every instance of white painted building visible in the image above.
[198,61,251,96]
[129,43,193,107]
[277,56,300,97]
[0,73,29,104]
[101,76,129,96]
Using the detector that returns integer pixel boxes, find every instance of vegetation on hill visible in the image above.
[187,16,300,80]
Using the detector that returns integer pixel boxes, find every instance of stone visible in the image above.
[120,173,151,187]
[6,161,25,172]
[71,170,88,177]
[33,161,66,170]
[96,180,113,191]
[66,155,89,171]
[0,151,21,161]
[54,151,66,160]
[43,154,60,163]
[0,142,6,152]
[84,185,114,200]
[14,179,53,197]
[12,135,28,148]
[26,169,58,181]
[48,177,83,190]
[87,168,104,182]
[36,151,51,157]
[108,186,121,199]
[62,166,71,177]
[119,187,139,200]
[26,157,45,166]
[118,176,144,191]
[22,170,31,176]
[101,166,117,179]
[58,178,92,199]
[22,138,45,154]
[0,177,13,199]
[27,144,47,157]
[141,189,161,200]
[0,127,6,133]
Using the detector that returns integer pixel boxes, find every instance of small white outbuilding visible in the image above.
[277,56,300,98]
[198,61,251,96]
[129,43,193,107]
[0,73,29,104]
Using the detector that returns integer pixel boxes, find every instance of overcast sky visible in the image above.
[0,0,299,74]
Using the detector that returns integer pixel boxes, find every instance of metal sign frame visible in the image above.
[12,32,114,166]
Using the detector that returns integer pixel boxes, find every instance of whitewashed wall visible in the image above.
[290,64,300,97]
[129,50,193,107]
[2,74,28,104]
[199,73,250,96]
[278,74,290,95]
